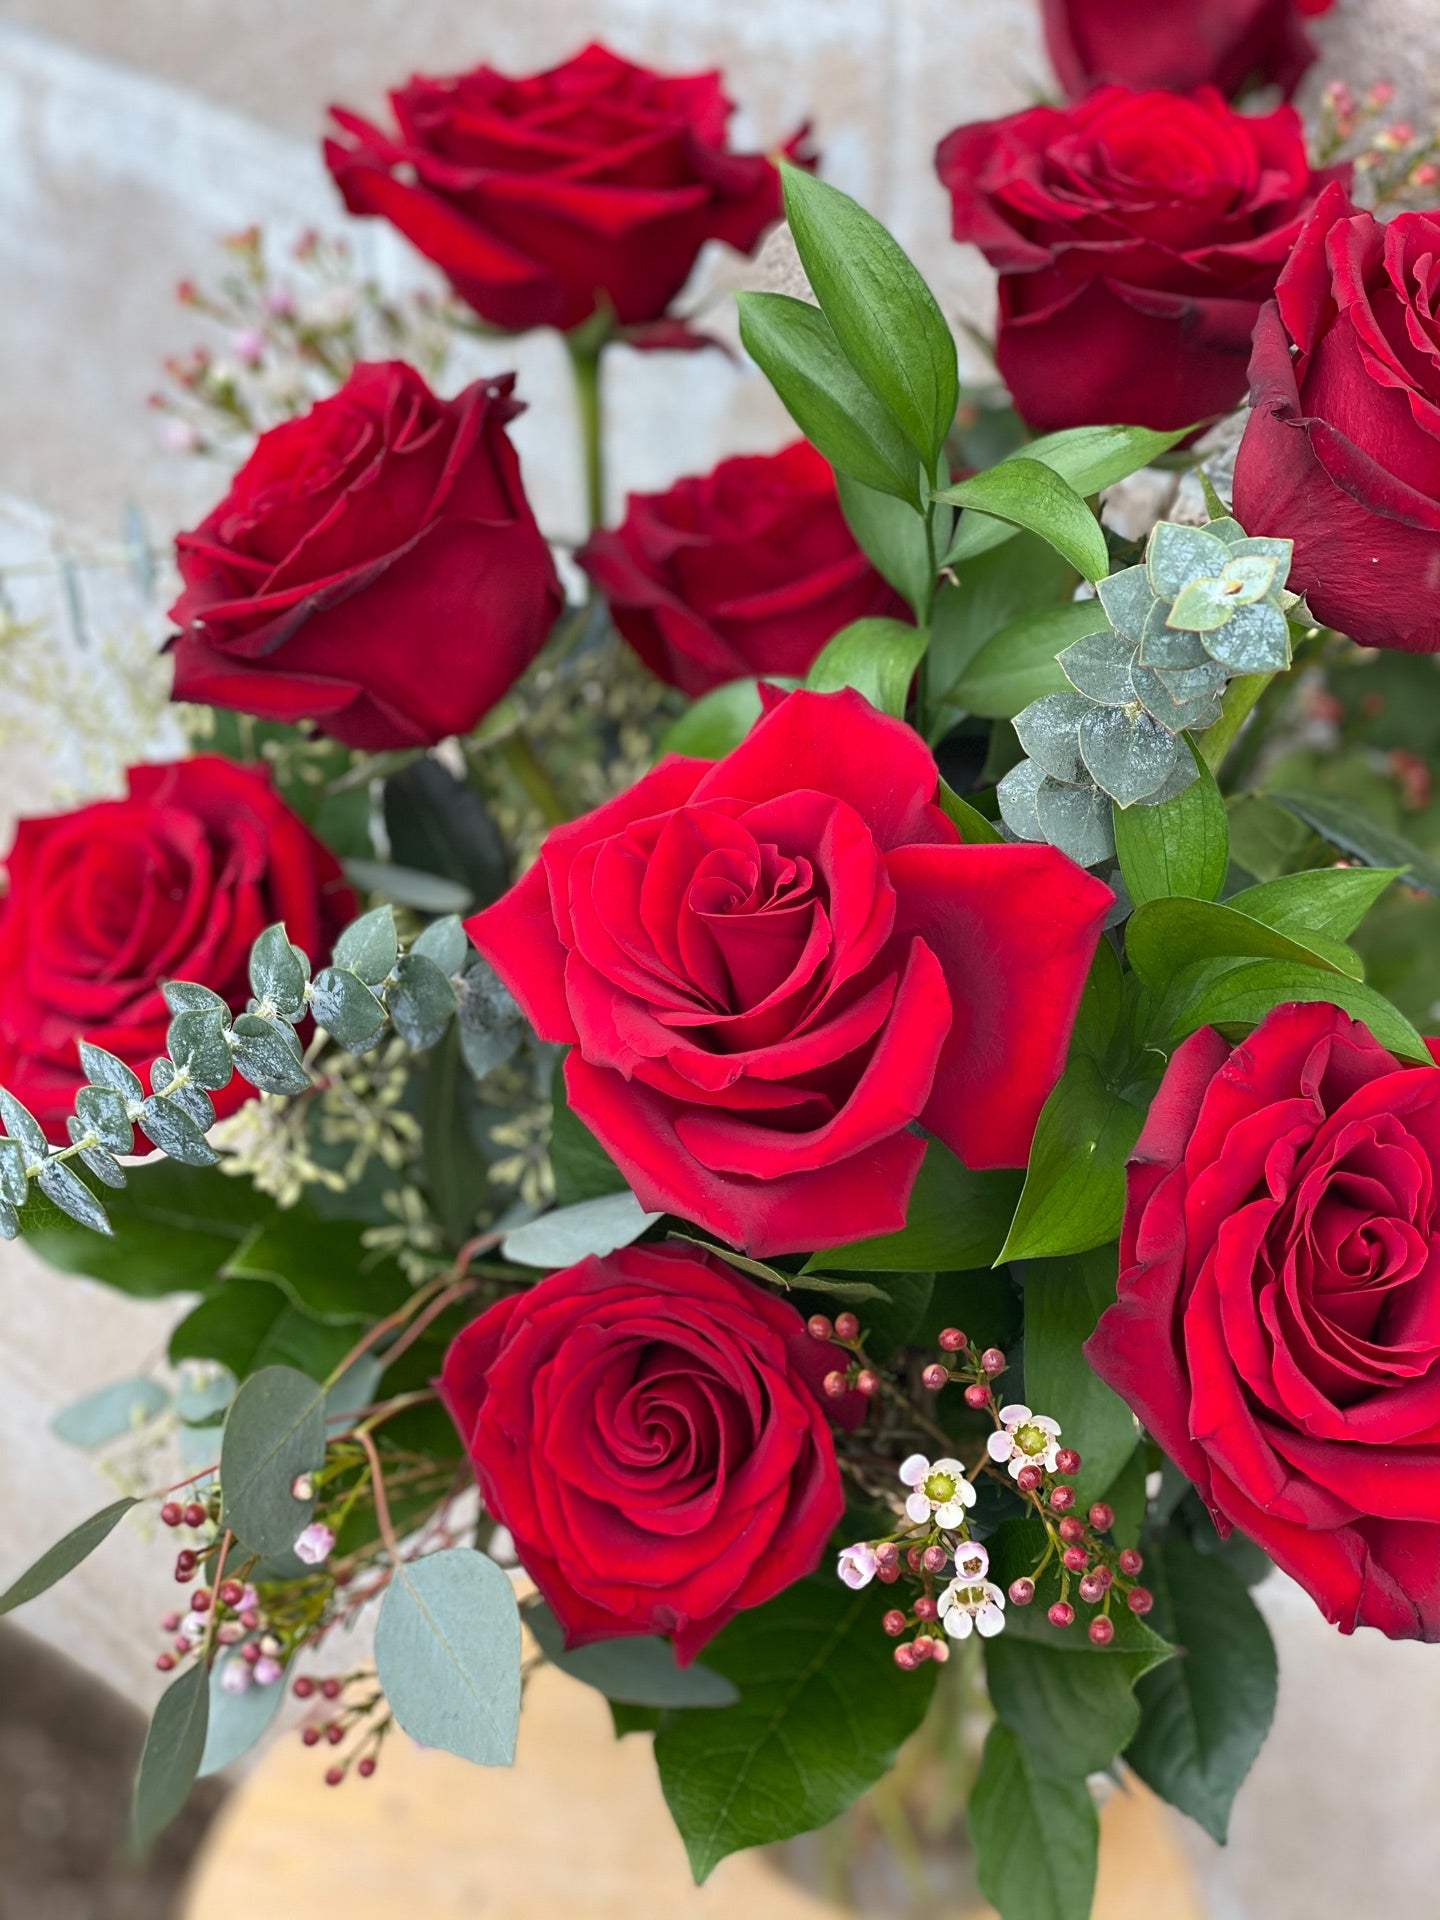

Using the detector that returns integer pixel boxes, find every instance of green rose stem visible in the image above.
[565,332,607,538]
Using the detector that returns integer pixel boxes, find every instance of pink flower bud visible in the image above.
[929,1635,950,1663]
[1062,1546,1088,1573]
[806,1314,833,1341]
[822,1370,848,1399]
[1008,1577,1035,1606]
[882,1609,907,1637]
[1049,1485,1076,1512]
[921,1544,948,1573]
[855,1369,880,1396]
[1088,1616,1115,1646]
[1057,1517,1085,1544]
[964,1383,990,1410]
[921,1363,948,1391]
[913,1595,938,1622]
[938,1327,967,1352]
[1047,1601,1075,1628]
[1078,1572,1106,1604]
[1118,1549,1144,1576]
[1127,1586,1154,1616]
[980,1348,1006,1376]
[894,1642,920,1670]
[1015,1463,1043,1492]
[1087,1502,1114,1533]
[1055,1447,1082,1474]
[834,1312,860,1342]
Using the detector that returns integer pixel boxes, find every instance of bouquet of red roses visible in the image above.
[4,17,1440,1920]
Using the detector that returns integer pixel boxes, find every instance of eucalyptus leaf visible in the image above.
[996,759,1046,841]
[1078,703,1178,809]
[248,924,310,1019]
[1095,565,1154,643]
[1014,691,1090,785]
[139,1095,220,1168]
[1147,524,1230,600]
[1202,599,1291,674]
[65,1122,126,1190]
[374,1547,521,1766]
[77,1043,143,1103]
[74,1085,135,1155]
[36,1158,114,1233]
[132,1661,210,1853]
[387,951,460,1052]
[199,1661,285,1778]
[0,1087,49,1160]
[149,1063,215,1132]
[227,1014,311,1097]
[52,1376,169,1449]
[411,914,470,977]
[332,905,399,986]
[1036,777,1115,867]
[161,982,228,1019]
[1057,626,1139,706]
[502,1191,661,1268]
[219,1365,326,1559]
[0,1496,138,1616]
[166,1008,235,1091]
[309,968,388,1054]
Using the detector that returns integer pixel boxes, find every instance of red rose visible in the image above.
[1042,0,1332,101]
[1232,184,1440,653]
[1086,1002,1440,1641]
[441,1243,850,1658]
[935,87,1342,434]
[325,42,802,338]
[468,687,1110,1257]
[576,442,905,696]
[168,361,561,749]
[0,757,355,1141]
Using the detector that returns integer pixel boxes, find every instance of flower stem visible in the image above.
[566,336,606,537]
[497,728,568,826]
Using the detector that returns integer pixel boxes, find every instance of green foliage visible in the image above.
[925,534,1073,738]
[804,616,929,718]
[219,1365,327,1559]
[835,468,942,620]
[501,1190,659,1267]
[132,1663,210,1855]
[942,459,1109,584]
[654,1573,936,1881]
[969,1723,1098,1920]
[1267,788,1440,896]
[199,1663,285,1778]
[1022,1249,1137,1507]
[52,1377,169,1449]
[659,678,769,759]
[374,1547,521,1766]
[550,1058,628,1206]
[809,1139,1021,1272]
[947,602,1098,722]
[526,1601,737,1708]
[1114,752,1228,907]
[998,1055,1146,1262]
[0,1496,138,1617]
[1126,1536,1277,1842]
[383,755,511,910]
[780,162,958,470]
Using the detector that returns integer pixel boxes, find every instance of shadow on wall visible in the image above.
[0,1625,224,1919]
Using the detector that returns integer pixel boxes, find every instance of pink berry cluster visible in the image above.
[293,1670,390,1786]
[1009,1507,1153,1646]
[806,1309,881,1400]
[1314,78,1440,205]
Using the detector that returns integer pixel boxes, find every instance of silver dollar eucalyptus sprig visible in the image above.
[0,906,520,1239]
[998,514,1296,867]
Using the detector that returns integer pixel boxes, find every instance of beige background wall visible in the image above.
[0,4,1437,1913]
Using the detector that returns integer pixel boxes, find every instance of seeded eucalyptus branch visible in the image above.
[0,907,520,1240]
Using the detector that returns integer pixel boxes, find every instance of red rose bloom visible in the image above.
[576,442,905,696]
[1042,0,1332,102]
[468,687,1110,1257]
[441,1243,850,1658]
[168,361,561,749]
[1233,184,1440,653]
[0,757,355,1141]
[1087,1003,1440,1642]
[325,42,802,337]
[935,87,1342,434]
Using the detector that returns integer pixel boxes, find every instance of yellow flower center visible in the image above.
[924,1471,956,1503]
[1016,1424,1049,1456]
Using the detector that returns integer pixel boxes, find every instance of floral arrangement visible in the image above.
[3,13,1440,1919]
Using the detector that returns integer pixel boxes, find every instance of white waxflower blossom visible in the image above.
[952,1539,991,1583]
[938,1575,1007,1640]
[898,1454,976,1529]
[836,1543,878,1590]
[985,1405,1062,1480]
[294,1522,336,1566]
[219,1657,252,1694]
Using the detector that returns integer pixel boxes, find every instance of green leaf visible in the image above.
[1267,788,1440,897]
[1226,866,1401,943]
[309,967,388,1053]
[654,1573,935,1882]
[456,956,524,1080]
[659,678,769,760]
[0,1496,138,1616]
[132,1661,210,1853]
[77,1043,144,1102]
[345,858,474,917]
[137,1094,220,1167]
[412,914,470,977]
[219,1364,326,1558]
[1125,1537,1277,1843]
[550,1057,628,1206]
[332,905,399,986]
[421,1022,487,1245]
[374,1547,521,1765]
[0,1086,49,1160]
[167,1008,236,1091]
[1022,1249,1136,1506]
[248,925,309,1020]
[35,1158,114,1233]
[169,1279,356,1383]
[999,1057,1146,1262]
[804,615,927,717]
[501,1190,660,1268]
[1125,896,1357,997]
[222,1216,410,1325]
[1114,751,1228,908]
[1166,957,1429,1063]
[834,467,937,619]
[386,951,459,1052]
[384,756,511,911]
[948,601,1100,720]
[940,459,1109,584]
[809,1139,1021,1272]
[736,291,922,505]
[926,535,1074,737]
[52,1376,169,1449]
[162,982,229,1018]
[936,778,1004,844]
[826,1268,934,1360]
[780,161,958,466]
[0,1136,26,1207]
[199,1662,285,1777]
[527,1601,737,1708]
[227,1014,311,1097]
[969,1723,1098,1920]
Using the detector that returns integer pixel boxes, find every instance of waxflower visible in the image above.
[836,1543,879,1590]
[986,1406,1062,1480]
[899,1454,976,1529]
[939,1572,1007,1641]
[295,1523,336,1567]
